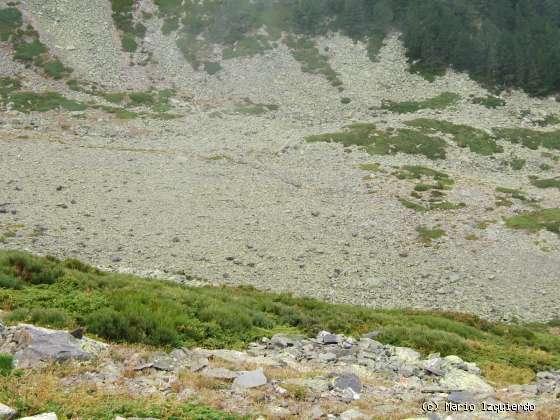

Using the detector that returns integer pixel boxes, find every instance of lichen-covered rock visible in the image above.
[439,368,494,394]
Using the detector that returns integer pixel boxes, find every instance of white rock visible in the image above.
[18,414,57,420]
[232,368,267,389]
[440,368,494,394]
[0,403,17,420]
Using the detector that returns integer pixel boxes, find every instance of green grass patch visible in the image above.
[407,119,503,156]
[494,128,560,151]
[41,59,71,79]
[235,101,279,115]
[416,226,446,244]
[506,209,560,234]
[0,251,559,380]
[409,63,446,82]
[539,114,560,127]
[496,187,529,202]
[204,61,223,75]
[285,37,342,87]
[13,39,46,61]
[530,177,560,190]
[0,7,22,41]
[0,354,13,377]
[381,92,460,114]
[399,198,427,212]
[6,92,86,113]
[222,36,273,59]
[510,158,526,170]
[396,165,454,188]
[472,95,506,109]
[306,124,447,160]
[356,162,381,172]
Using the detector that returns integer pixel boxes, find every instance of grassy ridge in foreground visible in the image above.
[0,251,559,384]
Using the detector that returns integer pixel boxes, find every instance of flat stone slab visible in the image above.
[18,414,58,420]
[12,324,106,368]
[233,369,267,389]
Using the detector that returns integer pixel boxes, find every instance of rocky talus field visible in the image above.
[0,0,560,418]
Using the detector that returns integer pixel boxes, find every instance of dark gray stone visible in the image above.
[333,373,362,393]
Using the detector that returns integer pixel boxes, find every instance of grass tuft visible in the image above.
[407,119,503,156]
[506,209,560,234]
[381,92,460,114]
[306,124,447,160]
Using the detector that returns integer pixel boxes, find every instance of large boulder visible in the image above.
[439,368,494,394]
[9,325,107,368]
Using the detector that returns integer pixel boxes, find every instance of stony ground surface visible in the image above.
[1,1,560,323]
[1,320,559,419]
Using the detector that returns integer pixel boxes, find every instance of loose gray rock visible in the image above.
[11,324,105,368]
[439,368,494,394]
[233,368,267,389]
[319,352,337,363]
[333,373,362,393]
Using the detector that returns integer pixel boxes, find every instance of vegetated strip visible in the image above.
[0,250,558,384]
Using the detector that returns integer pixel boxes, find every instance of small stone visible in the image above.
[319,352,337,363]
[318,331,339,344]
[0,403,17,420]
[111,256,122,263]
[69,327,85,339]
[311,211,320,217]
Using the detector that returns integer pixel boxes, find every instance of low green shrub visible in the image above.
[494,128,560,151]
[382,92,460,114]
[29,308,71,329]
[14,39,46,61]
[0,273,24,290]
[306,124,447,160]
[204,61,222,75]
[0,354,13,377]
[472,95,506,109]
[407,119,503,156]
[530,177,560,190]
[506,209,560,234]
[1,252,63,285]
